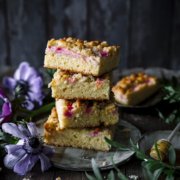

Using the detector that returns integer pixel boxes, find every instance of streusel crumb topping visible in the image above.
[113,72,158,94]
[53,70,109,83]
[47,37,120,57]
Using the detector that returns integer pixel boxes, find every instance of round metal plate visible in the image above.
[39,120,141,171]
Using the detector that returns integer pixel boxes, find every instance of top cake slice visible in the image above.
[44,37,120,76]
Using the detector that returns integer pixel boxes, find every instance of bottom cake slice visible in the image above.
[44,108,114,151]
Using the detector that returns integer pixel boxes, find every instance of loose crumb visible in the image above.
[128,175,139,180]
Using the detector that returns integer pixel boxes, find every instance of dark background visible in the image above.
[0,0,179,69]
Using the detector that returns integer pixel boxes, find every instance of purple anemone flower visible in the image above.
[3,62,44,110]
[2,122,53,176]
[0,88,12,124]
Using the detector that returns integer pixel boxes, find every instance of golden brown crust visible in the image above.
[44,65,116,76]
[112,72,158,95]
[53,69,110,82]
[52,95,109,101]
[47,37,120,57]
[44,142,110,152]
[44,108,58,132]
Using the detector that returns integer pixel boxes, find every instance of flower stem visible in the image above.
[30,102,55,118]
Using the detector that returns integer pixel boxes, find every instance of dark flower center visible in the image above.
[15,80,29,97]
[0,98,4,114]
[28,137,40,148]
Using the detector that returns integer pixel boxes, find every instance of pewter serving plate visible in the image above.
[37,120,141,171]
[138,131,180,153]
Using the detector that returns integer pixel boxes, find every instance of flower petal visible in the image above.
[0,88,6,97]
[17,139,24,145]
[39,153,52,172]
[27,122,38,137]
[2,123,26,138]
[14,62,30,81]
[28,155,39,171]
[0,104,12,123]
[13,154,31,176]
[2,102,12,116]
[23,99,34,110]
[9,147,26,157]
[5,145,23,154]
[28,92,44,105]
[3,77,17,90]
[18,124,31,137]
[4,149,26,169]
[23,67,38,81]
[29,77,43,93]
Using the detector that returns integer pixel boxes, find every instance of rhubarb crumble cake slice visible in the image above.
[44,108,114,151]
[49,70,111,100]
[112,72,160,105]
[44,37,120,76]
[55,99,119,129]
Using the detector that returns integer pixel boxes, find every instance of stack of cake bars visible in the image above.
[43,37,120,151]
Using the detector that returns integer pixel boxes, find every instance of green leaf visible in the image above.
[165,174,174,180]
[105,138,130,151]
[30,101,55,118]
[45,69,56,78]
[116,170,128,180]
[154,142,162,161]
[152,168,164,180]
[157,110,165,120]
[107,170,115,180]
[135,151,147,160]
[85,172,97,180]
[166,110,178,124]
[168,145,176,165]
[91,159,103,180]
[142,162,154,179]
[129,138,140,151]
[129,138,135,147]
[110,156,128,180]
[163,83,180,104]
[143,160,162,172]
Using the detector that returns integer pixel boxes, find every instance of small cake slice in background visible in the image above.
[55,99,119,129]
[112,72,160,105]
[49,70,111,100]
[44,108,114,151]
[44,37,120,76]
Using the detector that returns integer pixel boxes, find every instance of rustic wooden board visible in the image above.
[47,0,87,39]
[0,0,179,69]
[88,0,129,68]
[6,0,47,67]
[127,0,174,68]
[171,0,180,69]
[0,0,8,65]
[46,0,64,39]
